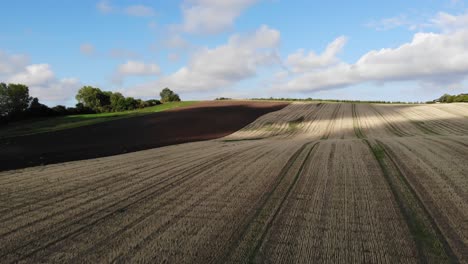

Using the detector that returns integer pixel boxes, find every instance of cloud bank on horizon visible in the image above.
[1,0,468,105]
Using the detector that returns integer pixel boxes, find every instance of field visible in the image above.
[0,101,198,139]
[0,101,287,171]
[0,102,467,263]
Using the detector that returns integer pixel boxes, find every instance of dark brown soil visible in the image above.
[0,101,287,171]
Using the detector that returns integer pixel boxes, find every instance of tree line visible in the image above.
[432,93,468,103]
[250,97,425,104]
[0,83,181,124]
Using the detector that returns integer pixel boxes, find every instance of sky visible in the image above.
[1,0,468,106]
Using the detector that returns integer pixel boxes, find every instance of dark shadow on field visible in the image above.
[0,101,288,171]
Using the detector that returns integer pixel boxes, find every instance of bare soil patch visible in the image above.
[0,101,287,171]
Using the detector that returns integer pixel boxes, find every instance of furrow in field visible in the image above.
[258,140,419,263]
[433,103,468,118]
[351,104,365,138]
[34,142,282,263]
[398,105,468,136]
[263,140,417,263]
[0,140,220,205]
[0,144,237,238]
[0,142,264,263]
[366,139,456,263]
[379,138,468,262]
[327,103,355,139]
[1,102,467,263]
[369,105,413,137]
[114,141,303,264]
[0,143,229,220]
[216,141,317,263]
[321,104,341,139]
[226,103,322,140]
[354,104,394,138]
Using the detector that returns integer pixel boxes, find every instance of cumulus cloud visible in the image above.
[275,29,468,92]
[286,36,347,73]
[127,25,280,96]
[0,51,81,105]
[8,64,55,86]
[179,0,259,34]
[0,51,29,74]
[80,43,96,56]
[29,78,81,104]
[113,61,161,84]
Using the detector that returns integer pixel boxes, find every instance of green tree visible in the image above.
[27,97,52,117]
[124,97,138,110]
[159,88,181,102]
[75,86,101,111]
[75,86,112,112]
[0,83,32,117]
[110,92,127,112]
[145,99,161,106]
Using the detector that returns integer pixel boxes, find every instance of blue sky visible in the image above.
[1,0,468,105]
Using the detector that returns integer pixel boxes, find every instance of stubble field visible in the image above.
[0,102,467,263]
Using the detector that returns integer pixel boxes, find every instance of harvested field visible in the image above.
[0,102,467,263]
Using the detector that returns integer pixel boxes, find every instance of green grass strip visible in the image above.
[0,101,198,138]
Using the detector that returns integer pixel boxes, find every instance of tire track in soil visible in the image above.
[69,145,277,263]
[0,148,230,239]
[312,142,336,262]
[405,108,468,135]
[365,139,458,263]
[1,144,263,263]
[0,148,191,200]
[245,142,319,264]
[214,141,319,263]
[0,145,233,228]
[369,105,410,137]
[352,104,365,139]
[0,146,228,223]
[300,103,325,135]
[321,104,341,140]
[392,139,467,203]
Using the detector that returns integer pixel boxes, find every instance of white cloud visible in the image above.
[179,0,259,34]
[8,64,55,86]
[431,11,468,32]
[80,43,96,56]
[29,78,81,105]
[124,5,155,17]
[117,61,161,76]
[0,50,81,105]
[127,25,280,96]
[113,61,161,84]
[275,29,468,92]
[286,36,347,73]
[366,10,468,32]
[0,51,29,74]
